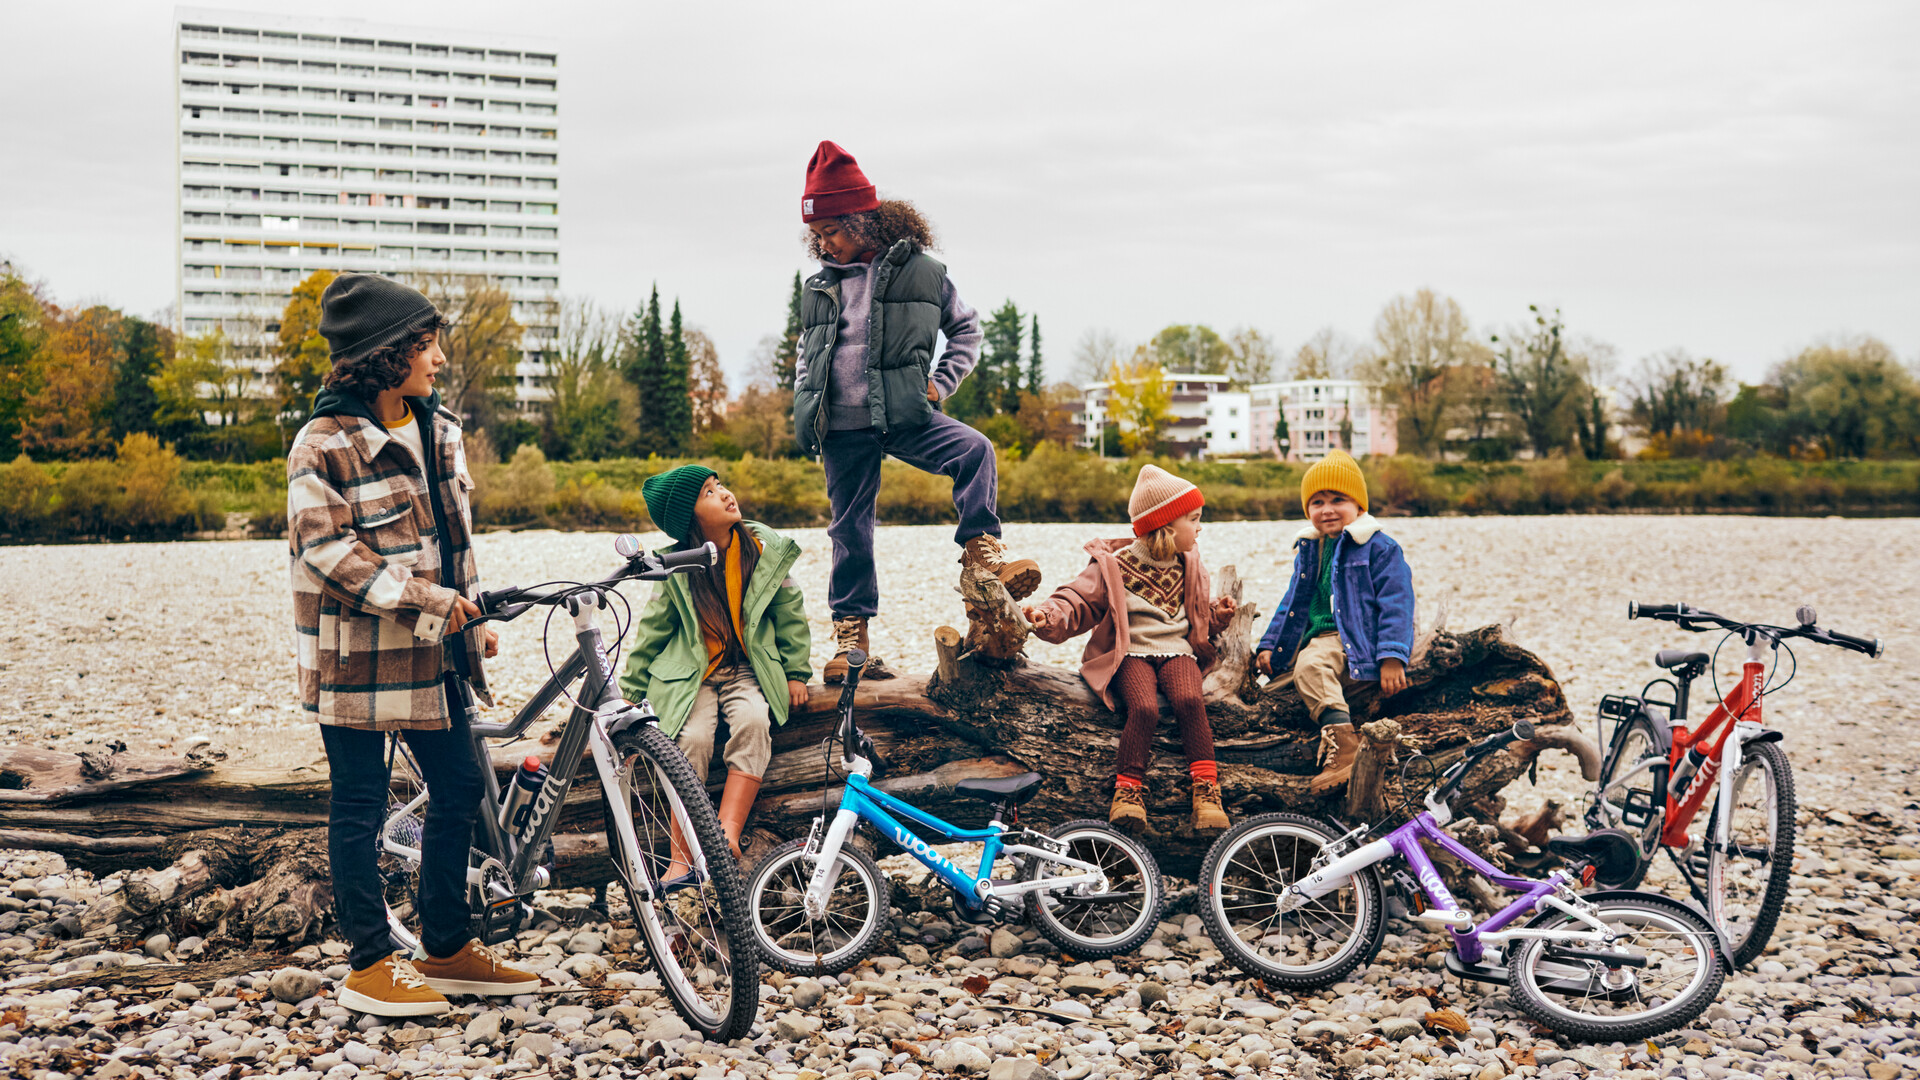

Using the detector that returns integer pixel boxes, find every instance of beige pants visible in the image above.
[677,661,773,783]
[1273,633,1370,723]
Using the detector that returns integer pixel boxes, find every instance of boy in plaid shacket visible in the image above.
[287,273,535,1018]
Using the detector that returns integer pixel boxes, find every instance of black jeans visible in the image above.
[321,678,485,971]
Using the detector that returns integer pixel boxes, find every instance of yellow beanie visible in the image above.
[1300,449,1369,513]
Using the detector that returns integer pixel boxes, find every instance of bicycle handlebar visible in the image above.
[473,538,719,623]
[1628,600,1881,659]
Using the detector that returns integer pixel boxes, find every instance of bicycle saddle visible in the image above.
[953,772,1044,806]
[1654,648,1709,672]
[1546,828,1641,888]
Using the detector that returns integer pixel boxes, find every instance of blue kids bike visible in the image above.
[745,650,1164,975]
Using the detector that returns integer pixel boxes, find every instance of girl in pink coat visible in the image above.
[1022,465,1237,833]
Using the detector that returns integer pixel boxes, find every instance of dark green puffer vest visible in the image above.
[793,239,946,455]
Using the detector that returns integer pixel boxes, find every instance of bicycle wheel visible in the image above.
[1591,713,1664,889]
[1199,812,1383,989]
[1021,821,1162,958]
[1705,739,1795,967]
[1505,892,1723,1041]
[605,723,758,1041]
[746,838,890,976]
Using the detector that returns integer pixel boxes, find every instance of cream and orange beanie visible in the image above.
[1129,464,1204,536]
[1299,449,1369,513]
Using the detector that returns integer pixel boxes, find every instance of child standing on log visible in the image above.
[621,465,813,872]
[1255,449,1415,793]
[792,140,1040,683]
[287,273,539,1018]
[1022,466,1237,834]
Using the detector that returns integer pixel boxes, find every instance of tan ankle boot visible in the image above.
[823,617,868,684]
[716,770,762,859]
[1191,778,1229,832]
[1108,784,1148,834]
[960,534,1042,601]
[1310,721,1362,794]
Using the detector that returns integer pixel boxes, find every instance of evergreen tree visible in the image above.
[111,317,170,442]
[1026,315,1044,396]
[655,299,694,455]
[622,285,665,451]
[982,300,1024,415]
[775,272,803,392]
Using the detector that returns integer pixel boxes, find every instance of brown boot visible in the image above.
[960,534,1042,601]
[1191,778,1230,832]
[1108,784,1148,834]
[823,617,868,684]
[1309,719,1361,794]
[716,770,762,859]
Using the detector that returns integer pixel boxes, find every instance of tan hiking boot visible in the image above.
[1309,721,1362,794]
[824,616,895,683]
[1109,784,1148,834]
[1191,778,1230,832]
[411,940,541,997]
[960,534,1041,601]
[337,953,451,1018]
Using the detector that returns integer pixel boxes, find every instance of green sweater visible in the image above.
[1305,537,1338,641]
[618,521,813,738]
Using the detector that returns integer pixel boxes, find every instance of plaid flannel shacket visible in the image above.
[287,402,490,730]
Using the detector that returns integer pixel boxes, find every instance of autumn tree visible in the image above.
[727,386,795,459]
[0,270,51,458]
[1627,349,1727,439]
[1366,289,1486,457]
[542,297,635,461]
[1290,327,1358,380]
[21,304,123,459]
[686,328,728,436]
[1225,327,1278,388]
[1070,328,1125,387]
[1105,352,1173,454]
[410,273,523,433]
[272,269,338,438]
[1492,306,1586,457]
[152,328,256,460]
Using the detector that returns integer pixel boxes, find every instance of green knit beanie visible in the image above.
[641,465,717,542]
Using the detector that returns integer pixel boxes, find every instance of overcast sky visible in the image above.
[3,2,1915,388]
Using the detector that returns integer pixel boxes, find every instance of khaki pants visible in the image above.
[1273,633,1370,723]
[678,661,773,783]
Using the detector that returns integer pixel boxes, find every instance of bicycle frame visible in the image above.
[800,760,1106,922]
[1286,810,1615,966]
[382,591,689,948]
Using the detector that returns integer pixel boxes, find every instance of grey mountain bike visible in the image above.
[377,534,759,1040]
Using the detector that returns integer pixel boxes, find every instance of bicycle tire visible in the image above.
[1705,739,1796,967]
[1020,821,1162,959]
[606,723,759,1041]
[1592,712,1664,889]
[1199,812,1384,989]
[1505,892,1724,1041]
[746,838,890,976]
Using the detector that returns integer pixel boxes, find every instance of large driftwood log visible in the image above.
[6,567,1596,941]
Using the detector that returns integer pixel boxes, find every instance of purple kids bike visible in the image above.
[1199,720,1728,1042]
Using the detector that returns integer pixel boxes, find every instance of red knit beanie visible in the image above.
[802,141,879,222]
[1129,464,1205,536]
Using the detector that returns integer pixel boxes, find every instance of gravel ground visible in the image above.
[2,517,1918,1078]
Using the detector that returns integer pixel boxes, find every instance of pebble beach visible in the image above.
[2,516,1918,1079]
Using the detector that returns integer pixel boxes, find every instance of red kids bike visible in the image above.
[1583,601,1882,968]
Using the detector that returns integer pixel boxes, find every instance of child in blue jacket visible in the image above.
[1254,450,1415,793]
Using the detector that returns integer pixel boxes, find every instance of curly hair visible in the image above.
[321,313,450,398]
[802,198,939,260]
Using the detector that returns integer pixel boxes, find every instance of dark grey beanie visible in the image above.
[319,273,439,362]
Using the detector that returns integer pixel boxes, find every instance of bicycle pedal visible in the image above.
[1411,909,1474,929]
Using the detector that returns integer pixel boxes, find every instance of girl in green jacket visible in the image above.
[621,465,814,877]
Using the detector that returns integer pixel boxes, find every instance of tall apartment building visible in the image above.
[174,7,560,410]
[1075,372,1253,459]
[1248,379,1398,460]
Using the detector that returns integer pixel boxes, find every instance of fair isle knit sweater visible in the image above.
[1116,540,1192,656]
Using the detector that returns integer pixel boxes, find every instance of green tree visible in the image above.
[773,271,803,435]
[0,271,51,459]
[1491,305,1583,458]
[1773,337,1918,458]
[152,328,255,460]
[1724,383,1792,455]
[1026,314,1044,396]
[1148,324,1232,375]
[983,300,1025,415]
[111,317,172,443]
[622,284,667,451]
[542,297,635,461]
[1365,289,1485,457]
[1628,349,1728,439]
[654,299,694,454]
[272,269,338,440]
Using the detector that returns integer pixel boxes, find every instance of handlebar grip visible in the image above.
[653,542,719,572]
[1512,720,1536,742]
[1827,629,1883,659]
[1628,601,1681,620]
[476,588,519,614]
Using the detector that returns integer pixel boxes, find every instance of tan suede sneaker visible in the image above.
[411,940,542,997]
[337,953,452,1018]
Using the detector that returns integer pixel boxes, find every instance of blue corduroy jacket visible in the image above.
[1257,513,1415,681]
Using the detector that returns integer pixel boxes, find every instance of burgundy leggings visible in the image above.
[1112,654,1216,780]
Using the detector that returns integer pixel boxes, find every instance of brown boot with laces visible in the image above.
[959,534,1041,600]
[1108,784,1148,834]
[1309,718,1362,795]
[1191,778,1230,832]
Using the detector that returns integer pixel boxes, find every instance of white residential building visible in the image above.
[1075,372,1253,459]
[174,7,560,410]
[1249,379,1399,460]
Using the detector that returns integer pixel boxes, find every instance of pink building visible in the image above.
[1249,379,1398,461]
